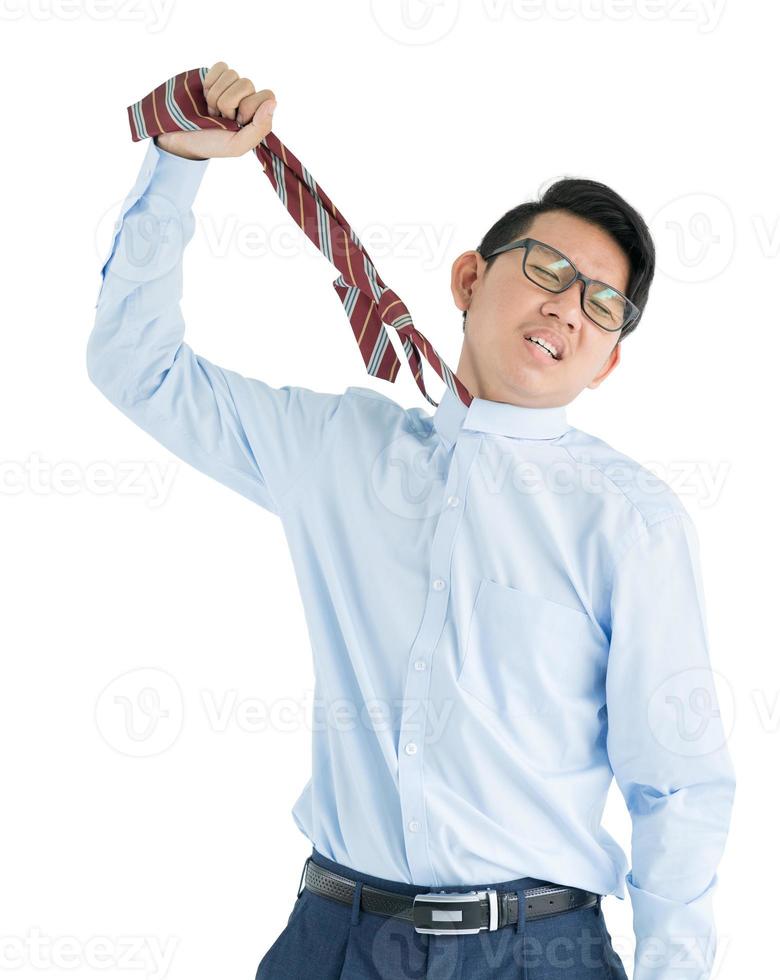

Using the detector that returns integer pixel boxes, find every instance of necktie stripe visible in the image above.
[270,154,288,209]
[341,230,357,288]
[355,295,371,339]
[363,255,384,305]
[164,77,197,132]
[131,103,146,140]
[382,299,405,320]
[147,88,163,134]
[367,332,391,379]
[318,192,333,264]
[125,68,474,409]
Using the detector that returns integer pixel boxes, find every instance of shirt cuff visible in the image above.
[627,872,721,980]
[145,135,210,214]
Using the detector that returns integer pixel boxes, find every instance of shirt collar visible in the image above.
[432,386,570,446]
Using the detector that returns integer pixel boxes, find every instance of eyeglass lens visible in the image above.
[524,241,627,331]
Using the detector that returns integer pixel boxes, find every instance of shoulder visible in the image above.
[558,425,692,529]
[344,385,395,405]
[342,385,430,435]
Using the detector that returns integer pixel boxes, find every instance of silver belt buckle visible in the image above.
[412,888,498,935]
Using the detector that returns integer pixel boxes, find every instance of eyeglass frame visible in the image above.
[479,237,639,335]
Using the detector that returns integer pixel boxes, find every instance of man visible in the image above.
[87,62,736,980]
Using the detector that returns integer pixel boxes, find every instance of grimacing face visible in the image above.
[451,210,632,409]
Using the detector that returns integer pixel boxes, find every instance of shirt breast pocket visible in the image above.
[456,578,607,721]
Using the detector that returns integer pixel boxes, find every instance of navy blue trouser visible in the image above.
[255,847,628,979]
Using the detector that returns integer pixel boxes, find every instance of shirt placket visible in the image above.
[398,431,481,884]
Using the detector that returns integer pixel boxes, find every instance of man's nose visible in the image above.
[541,280,583,330]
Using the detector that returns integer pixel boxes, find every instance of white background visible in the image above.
[1,1,775,977]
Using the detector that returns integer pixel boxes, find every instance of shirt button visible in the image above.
[404,741,418,755]
[408,819,421,832]
[432,578,446,591]
[414,660,427,671]
[447,495,459,508]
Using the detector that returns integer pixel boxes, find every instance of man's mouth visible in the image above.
[523,334,563,361]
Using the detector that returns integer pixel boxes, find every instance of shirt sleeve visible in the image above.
[86,137,343,514]
[605,511,736,980]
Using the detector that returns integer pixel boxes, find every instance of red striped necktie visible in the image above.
[126,67,474,410]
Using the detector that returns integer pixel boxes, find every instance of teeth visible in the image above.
[528,336,558,359]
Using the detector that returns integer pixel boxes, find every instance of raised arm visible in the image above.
[87,64,343,514]
[605,511,736,980]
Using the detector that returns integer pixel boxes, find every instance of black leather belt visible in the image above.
[298,857,601,936]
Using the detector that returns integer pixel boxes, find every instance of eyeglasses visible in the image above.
[479,237,639,334]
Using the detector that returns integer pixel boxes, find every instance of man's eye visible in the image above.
[589,302,613,318]
[533,267,559,283]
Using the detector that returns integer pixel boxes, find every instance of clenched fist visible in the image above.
[155,61,276,161]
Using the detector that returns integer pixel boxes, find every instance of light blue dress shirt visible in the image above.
[88,137,736,980]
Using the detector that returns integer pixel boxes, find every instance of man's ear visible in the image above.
[451,250,483,317]
[586,339,621,389]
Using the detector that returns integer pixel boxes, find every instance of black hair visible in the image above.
[463,177,655,341]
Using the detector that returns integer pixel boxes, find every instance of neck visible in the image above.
[456,346,565,409]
